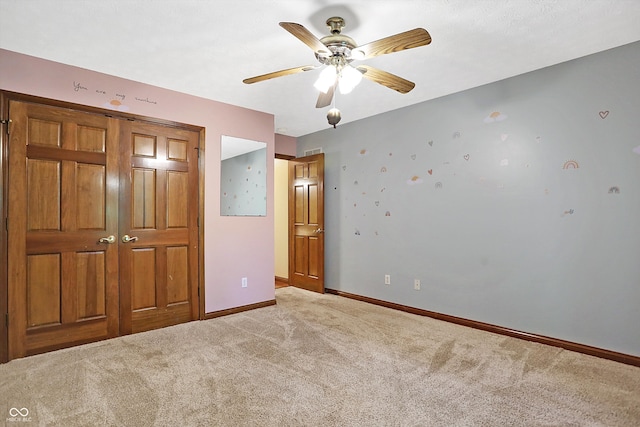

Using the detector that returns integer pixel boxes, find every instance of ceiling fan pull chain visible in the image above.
[327,87,341,129]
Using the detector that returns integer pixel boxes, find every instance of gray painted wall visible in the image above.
[297,42,640,356]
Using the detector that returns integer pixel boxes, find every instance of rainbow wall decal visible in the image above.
[563,160,580,169]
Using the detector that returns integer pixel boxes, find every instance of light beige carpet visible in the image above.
[1,287,639,426]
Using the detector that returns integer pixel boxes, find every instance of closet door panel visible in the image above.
[7,100,119,359]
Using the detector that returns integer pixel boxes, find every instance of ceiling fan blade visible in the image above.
[316,82,336,108]
[243,65,317,84]
[356,65,416,94]
[354,28,431,59]
[279,22,331,56]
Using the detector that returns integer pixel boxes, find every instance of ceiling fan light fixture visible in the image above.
[314,65,337,93]
[338,65,362,94]
[245,17,431,127]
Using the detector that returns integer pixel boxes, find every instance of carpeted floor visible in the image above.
[1,286,639,426]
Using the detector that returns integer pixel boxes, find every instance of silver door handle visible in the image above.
[315,228,324,234]
[98,235,116,244]
[121,234,139,243]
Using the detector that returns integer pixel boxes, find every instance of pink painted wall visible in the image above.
[275,133,297,156]
[0,48,275,313]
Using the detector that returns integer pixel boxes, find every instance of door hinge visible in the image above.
[5,313,8,327]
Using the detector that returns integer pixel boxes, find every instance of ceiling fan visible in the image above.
[243,17,432,127]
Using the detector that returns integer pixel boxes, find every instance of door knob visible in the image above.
[98,235,116,244]
[121,234,139,243]
[315,228,325,234]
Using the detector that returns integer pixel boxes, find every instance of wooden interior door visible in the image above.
[118,121,200,334]
[7,100,120,359]
[288,154,325,293]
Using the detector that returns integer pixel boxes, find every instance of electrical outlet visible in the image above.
[414,279,421,290]
[384,274,391,285]
[241,277,248,288]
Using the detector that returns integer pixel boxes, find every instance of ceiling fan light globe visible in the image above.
[338,79,354,94]
[338,65,362,94]
[314,65,337,93]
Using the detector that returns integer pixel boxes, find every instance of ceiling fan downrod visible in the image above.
[326,17,346,34]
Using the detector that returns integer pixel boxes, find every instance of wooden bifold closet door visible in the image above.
[6,98,200,360]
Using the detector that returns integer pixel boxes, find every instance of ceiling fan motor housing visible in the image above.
[315,17,358,65]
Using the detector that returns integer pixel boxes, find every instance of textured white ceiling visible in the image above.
[1,0,640,137]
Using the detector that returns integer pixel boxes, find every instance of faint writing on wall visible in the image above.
[71,80,158,111]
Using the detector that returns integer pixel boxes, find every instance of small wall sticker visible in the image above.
[385,211,391,217]
[406,176,424,185]
[104,99,130,111]
[380,166,387,173]
[599,110,609,119]
[342,165,347,171]
[411,154,416,160]
[464,154,470,161]
[483,111,508,123]
[375,201,380,206]
[435,182,443,189]
[608,186,620,194]
[358,149,368,156]
[427,169,433,175]
[562,209,575,217]
[452,131,461,139]
[428,140,434,147]
[563,160,579,169]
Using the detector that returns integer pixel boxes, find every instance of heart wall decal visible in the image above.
[599,110,609,119]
